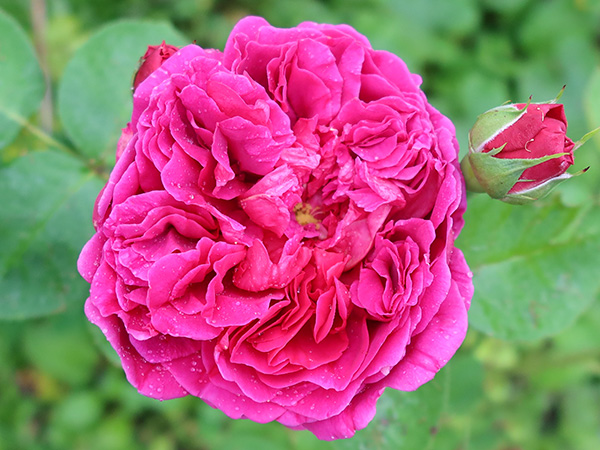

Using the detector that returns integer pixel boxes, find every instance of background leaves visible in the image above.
[0,9,45,149]
[458,196,600,340]
[0,150,102,319]
[58,20,188,163]
[0,19,188,321]
[0,0,599,449]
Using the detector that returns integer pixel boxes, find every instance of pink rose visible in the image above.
[79,16,472,440]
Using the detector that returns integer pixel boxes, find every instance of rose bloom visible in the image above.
[79,17,472,440]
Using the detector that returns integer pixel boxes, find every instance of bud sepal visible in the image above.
[462,147,570,200]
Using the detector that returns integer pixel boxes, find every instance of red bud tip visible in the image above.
[133,41,179,91]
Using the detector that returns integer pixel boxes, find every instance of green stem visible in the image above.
[31,0,53,133]
[460,155,485,193]
[1,107,78,158]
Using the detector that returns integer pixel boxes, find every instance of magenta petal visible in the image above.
[88,262,121,317]
[77,233,105,282]
[202,381,287,423]
[215,352,279,403]
[212,289,281,326]
[240,165,299,236]
[411,256,451,336]
[298,385,384,440]
[241,194,290,236]
[151,304,221,340]
[85,301,188,400]
[164,352,210,397]
[233,238,312,292]
[450,248,473,310]
[147,251,202,309]
[129,333,204,364]
[217,117,283,175]
[387,281,468,391]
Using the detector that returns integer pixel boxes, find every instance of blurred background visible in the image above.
[1,0,599,449]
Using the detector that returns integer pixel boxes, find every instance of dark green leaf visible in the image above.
[445,352,483,414]
[0,9,45,149]
[57,20,188,164]
[457,195,600,340]
[0,150,103,319]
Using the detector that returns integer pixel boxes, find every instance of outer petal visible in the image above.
[85,301,188,400]
[386,281,469,391]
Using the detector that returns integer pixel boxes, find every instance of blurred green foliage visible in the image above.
[1,0,600,449]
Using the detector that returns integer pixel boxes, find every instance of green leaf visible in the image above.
[584,66,600,147]
[0,150,103,320]
[0,8,45,149]
[457,195,600,340]
[57,20,188,164]
[445,352,483,414]
[22,311,100,386]
[51,391,104,431]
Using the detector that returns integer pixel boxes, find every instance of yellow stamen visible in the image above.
[293,203,320,226]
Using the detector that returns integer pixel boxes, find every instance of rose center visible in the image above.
[293,202,321,227]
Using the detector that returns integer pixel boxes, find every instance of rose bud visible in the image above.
[461,88,598,205]
[132,41,179,90]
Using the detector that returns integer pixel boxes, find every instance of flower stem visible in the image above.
[30,0,53,133]
[1,106,76,157]
[460,155,485,193]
